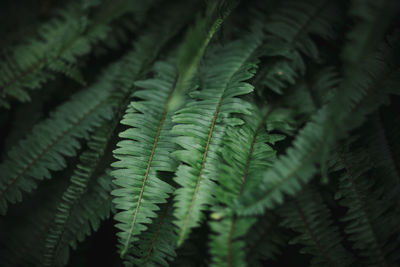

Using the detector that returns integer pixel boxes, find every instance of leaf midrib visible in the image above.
[122,77,178,255]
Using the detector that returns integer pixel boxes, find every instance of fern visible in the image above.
[209,106,284,266]
[125,200,177,266]
[0,66,117,215]
[232,30,400,217]
[1,1,400,266]
[0,172,70,266]
[257,0,340,95]
[171,0,238,108]
[111,59,178,258]
[0,0,157,108]
[42,118,117,266]
[335,137,400,266]
[279,186,354,267]
[172,28,263,245]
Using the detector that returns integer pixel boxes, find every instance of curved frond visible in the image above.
[0,170,70,266]
[0,65,118,215]
[0,0,157,108]
[232,34,400,216]
[280,186,355,267]
[111,60,178,258]
[124,201,177,267]
[172,28,264,245]
[209,106,284,266]
[335,138,400,266]
[171,0,238,108]
[42,118,117,266]
[258,0,340,95]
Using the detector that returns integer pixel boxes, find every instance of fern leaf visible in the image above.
[47,171,113,267]
[335,140,400,266]
[111,60,178,258]
[0,174,70,267]
[0,2,194,216]
[280,186,354,267]
[172,28,263,245]
[258,0,340,95]
[171,0,238,109]
[0,0,157,108]
[209,107,284,266]
[42,117,117,266]
[123,200,177,267]
[232,34,400,216]
[0,65,118,215]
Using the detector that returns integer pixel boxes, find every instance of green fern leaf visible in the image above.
[0,0,157,108]
[232,34,400,217]
[172,28,263,246]
[124,201,177,266]
[335,138,400,266]
[42,117,117,266]
[170,0,238,109]
[280,186,355,267]
[209,106,284,266]
[111,60,179,258]
[0,65,118,215]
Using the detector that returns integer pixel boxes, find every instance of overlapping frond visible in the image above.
[0,65,118,215]
[233,32,400,217]
[42,118,117,266]
[258,0,340,95]
[171,0,238,108]
[0,0,157,108]
[124,201,177,267]
[0,174,70,267]
[111,60,178,258]
[209,106,284,266]
[172,28,264,245]
[280,186,354,267]
[0,1,193,216]
[335,137,400,266]
[1,1,400,266]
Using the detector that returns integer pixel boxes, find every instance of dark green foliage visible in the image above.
[1,0,400,266]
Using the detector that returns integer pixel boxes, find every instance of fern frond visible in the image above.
[335,138,400,266]
[172,28,264,246]
[232,33,400,217]
[0,2,193,216]
[0,0,157,108]
[171,0,238,109]
[123,200,177,267]
[111,60,178,258]
[0,169,70,266]
[0,65,118,215]
[46,171,114,267]
[266,0,338,58]
[280,186,354,267]
[42,117,117,266]
[108,3,199,261]
[258,0,340,95]
[209,106,284,266]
